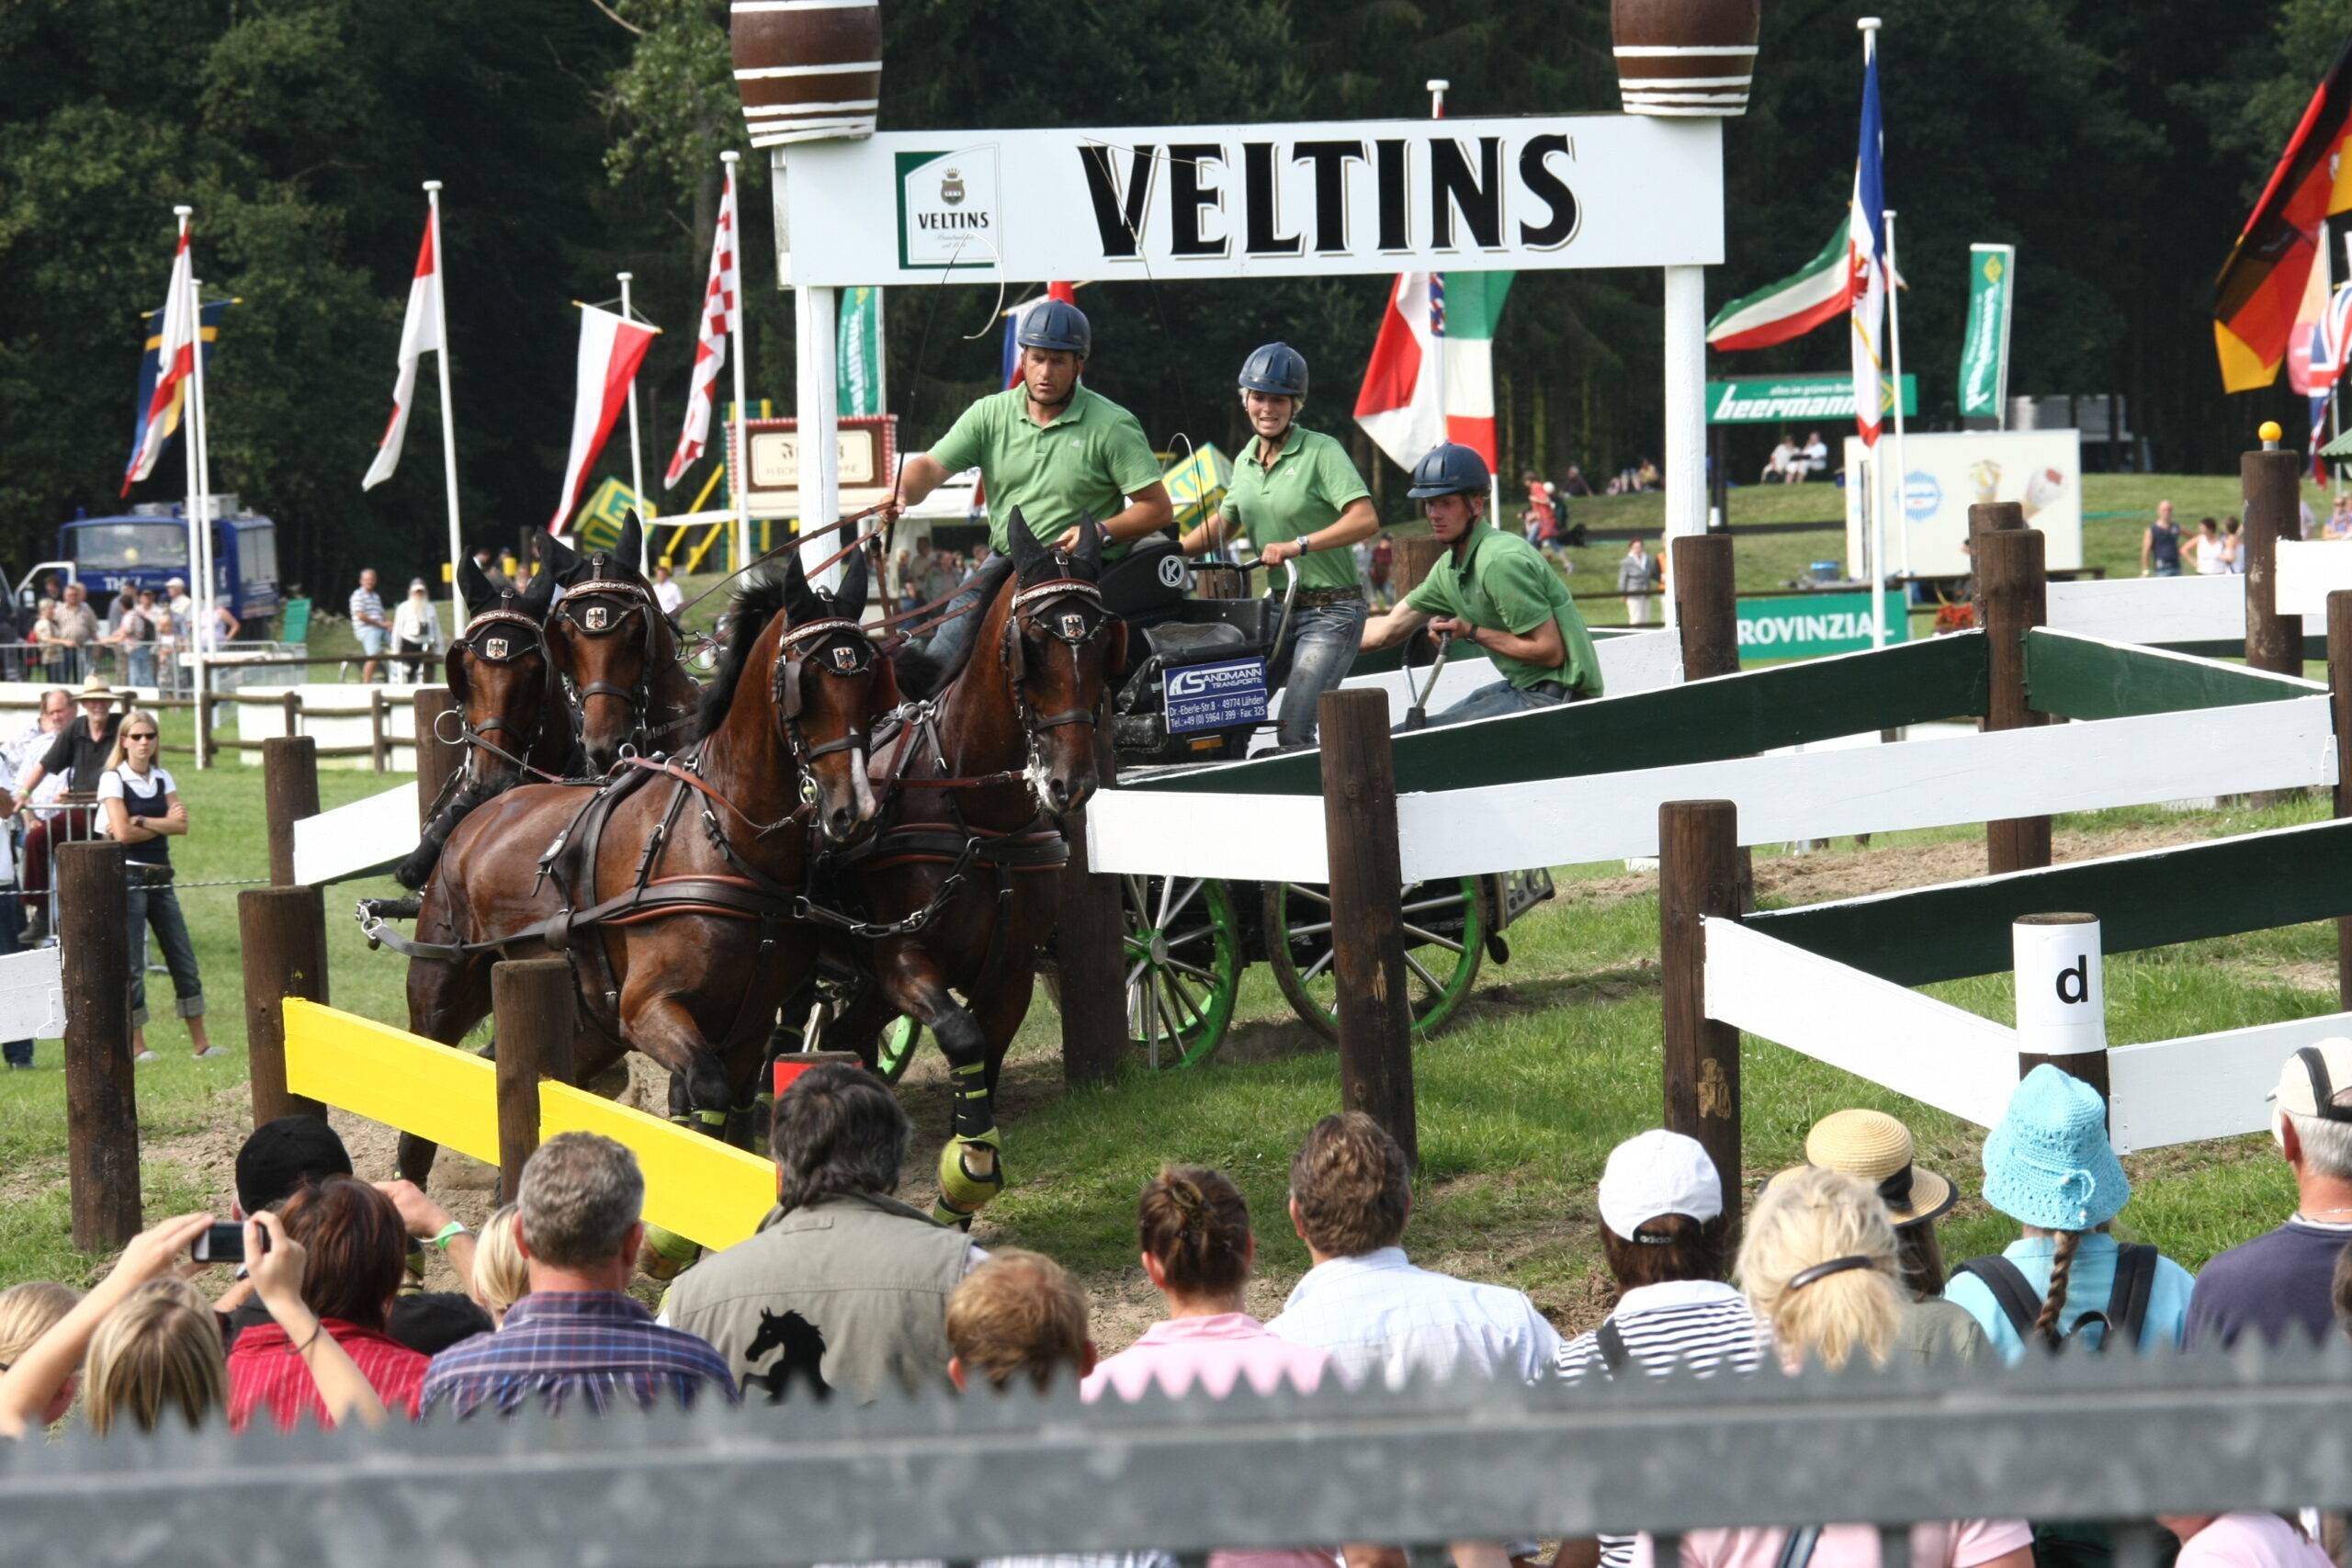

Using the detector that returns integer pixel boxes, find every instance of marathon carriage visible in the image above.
[867,539,1554,1079]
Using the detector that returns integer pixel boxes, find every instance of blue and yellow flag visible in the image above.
[129,299,231,472]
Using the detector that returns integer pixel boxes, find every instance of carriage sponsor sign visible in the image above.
[775,116,1723,286]
[1166,657,1270,734]
[1735,590,1910,660]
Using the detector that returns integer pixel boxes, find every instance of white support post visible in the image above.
[2013,914,2106,1059]
[424,182,466,640]
[187,258,216,765]
[617,270,650,570]
[795,281,842,588]
[1662,262,1708,631]
[174,206,200,724]
[1884,208,1911,585]
[723,151,754,574]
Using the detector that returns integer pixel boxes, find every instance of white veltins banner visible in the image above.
[2013,915,2106,1057]
[775,116,1724,286]
[1843,429,2084,581]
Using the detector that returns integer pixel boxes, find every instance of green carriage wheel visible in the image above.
[1116,874,1243,1068]
[873,1015,921,1083]
[1263,875,1487,1043]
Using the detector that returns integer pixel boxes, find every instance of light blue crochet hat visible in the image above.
[1980,1065,2130,1233]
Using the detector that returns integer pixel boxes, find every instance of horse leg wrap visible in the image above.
[933,1063,1005,1225]
[693,1106,730,1138]
[639,1223,703,1282]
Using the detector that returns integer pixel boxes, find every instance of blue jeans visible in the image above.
[1424,677,1567,728]
[0,897,27,1066]
[1270,596,1365,747]
[129,645,155,688]
[126,877,204,1030]
[916,555,1003,673]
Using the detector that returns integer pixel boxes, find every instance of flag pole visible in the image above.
[618,269,650,570]
[1860,16,1886,652]
[1884,206,1912,598]
[722,152,753,574]
[423,182,467,640]
[173,207,201,722]
[187,254,218,761]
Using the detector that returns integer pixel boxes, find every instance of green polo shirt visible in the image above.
[1217,426,1371,594]
[1405,525,1604,696]
[928,383,1162,558]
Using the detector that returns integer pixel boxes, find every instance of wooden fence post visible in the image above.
[1670,534,1738,680]
[369,689,390,773]
[1967,501,2025,630]
[1659,799,1742,1233]
[1394,537,1447,603]
[413,686,460,827]
[1057,728,1125,1087]
[281,689,302,742]
[238,886,330,1127]
[493,958,574,1197]
[61,841,141,1250]
[262,735,319,887]
[2244,434,2305,678]
[2332,591,2352,1011]
[2012,913,2109,1114]
[1319,688,1415,1164]
[1979,525,2051,874]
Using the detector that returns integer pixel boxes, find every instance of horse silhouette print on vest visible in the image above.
[745,1307,831,1402]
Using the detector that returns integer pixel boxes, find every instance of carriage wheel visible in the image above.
[1116,874,1241,1068]
[1263,876,1487,1043]
[873,1016,921,1084]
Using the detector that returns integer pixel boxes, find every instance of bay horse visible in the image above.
[820,513,1123,1224]
[543,515,703,774]
[392,558,576,892]
[390,552,885,1187]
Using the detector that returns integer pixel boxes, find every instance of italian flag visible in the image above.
[1705,223,1851,352]
[1353,271,1512,472]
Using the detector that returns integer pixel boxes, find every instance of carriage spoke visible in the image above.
[1404,949,1446,995]
[1399,922,1466,953]
[1125,954,1154,990]
[1402,894,1468,916]
[1162,974,1205,1032]
[1163,925,1218,949]
[1125,876,1150,922]
[1284,884,1332,909]
[1285,919,1335,940]
[1303,945,1339,984]
[1162,955,1219,984]
[1151,983,1189,1044]
[1154,875,1179,929]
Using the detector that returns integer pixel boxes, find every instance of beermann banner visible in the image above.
[1707,372,1917,425]
[1958,244,2016,421]
[774,117,1724,287]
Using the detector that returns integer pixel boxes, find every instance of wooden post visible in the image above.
[238,887,330,1127]
[1395,537,1447,602]
[1057,728,1125,1087]
[2013,912,2109,1112]
[61,841,141,1250]
[492,958,574,1197]
[1967,501,2024,629]
[2244,441,2305,678]
[262,735,319,886]
[1318,688,1415,1163]
[413,686,460,827]
[2332,591,2352,1010]
[1671,534,1737,679]
[1659,800,1742,1232]
[1978,525,2051,874]
[281,689,302,742]
[369,688,390,773]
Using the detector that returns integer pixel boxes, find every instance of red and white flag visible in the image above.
[550,305,659,533]
[121,224,196,495]
[662,167,740,488]
[1352,271,1508,473]
[362,208,446,490]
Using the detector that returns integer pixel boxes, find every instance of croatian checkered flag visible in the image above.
[663,165,740,488]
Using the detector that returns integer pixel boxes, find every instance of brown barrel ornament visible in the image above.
[1611,0,1761,118]
[730,0,883,148]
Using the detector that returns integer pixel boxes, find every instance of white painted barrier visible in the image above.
[2275,538,2352,618]
[292,782,419,886]
[237,683,423,772]
[1263,628,1682,736]
[0,946,64,1041]
[2108,1010,2352,1154]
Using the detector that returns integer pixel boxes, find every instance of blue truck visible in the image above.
[29,501,284,635]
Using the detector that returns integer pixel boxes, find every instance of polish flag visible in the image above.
[121,226,196,495]
[550,305,659,533]
[662,167,740,488]
[362,208,446,490]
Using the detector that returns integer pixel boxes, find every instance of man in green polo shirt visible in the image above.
[1360,442,1603,727]
[885,299,1171,667]
[1177,344,1378,748]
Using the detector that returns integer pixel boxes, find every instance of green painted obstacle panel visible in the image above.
[2024,629,2322,721]
[1746,817,2352,987]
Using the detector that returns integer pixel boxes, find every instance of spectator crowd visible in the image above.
[4,1046,2351,1568]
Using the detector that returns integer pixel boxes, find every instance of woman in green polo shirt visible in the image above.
[1177,344,1378,748]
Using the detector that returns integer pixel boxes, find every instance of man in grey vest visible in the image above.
[661,1064,980,1403]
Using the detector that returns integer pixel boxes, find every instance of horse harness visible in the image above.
[556,570,697,754]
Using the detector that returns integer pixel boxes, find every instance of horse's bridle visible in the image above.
[450,604,556,759]
[555,574,691,753]
[775,615,876,776]
[1001,574,1112,750]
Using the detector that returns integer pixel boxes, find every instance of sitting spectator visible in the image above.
[1796,1109,1987,1364]
[423,1132,735,1419]
[469,1203,528,1327]
[1798,431,1829,481]
[1269,1111,1563,1387]
[663,1063,978,1404]
[1085,1165,1330,1403]
[1561,464,1594,498]
[1635,457,1661,491]
[1632,1167,2033,1568]
[2187,1040,2352,1349]
[2158,1515,2331,1568]
[1946,1066,2194,1359]
[946,1249,1095,1393]
[1762,435,1796,484]
[227,1177,429,1429]
[0,1282,80,1429]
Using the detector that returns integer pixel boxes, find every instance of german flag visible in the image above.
[2215,38,2352,393]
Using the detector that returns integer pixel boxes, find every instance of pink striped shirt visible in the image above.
[1082,1312,1332,1402]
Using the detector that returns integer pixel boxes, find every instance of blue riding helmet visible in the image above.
[1408,442,1493,500]
[1238,343,1309,398]
[1016,298,1091,357]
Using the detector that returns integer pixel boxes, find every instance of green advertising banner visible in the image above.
[1959,244,2016,421]
[1707,373,1917,425]
[837,286,886,417]
[1736,590,1911,660]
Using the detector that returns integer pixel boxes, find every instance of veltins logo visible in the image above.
[896,148,999,272]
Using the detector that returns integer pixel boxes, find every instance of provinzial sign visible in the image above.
[1736,591,1911,660]
[1166,657,1270,734]
[1708,373,1917,426]
[775,116,1724,287]
[1958,244,2017,421]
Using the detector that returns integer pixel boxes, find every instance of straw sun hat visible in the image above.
[1798,1108,1956,1225]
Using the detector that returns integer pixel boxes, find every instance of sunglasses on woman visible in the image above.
[125,732,157,743]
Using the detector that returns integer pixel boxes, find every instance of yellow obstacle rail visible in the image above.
[282,998,775,1251]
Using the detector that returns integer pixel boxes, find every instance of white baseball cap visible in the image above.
[2272,1037,2352,1122]
[1597,1129,1723,1239]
